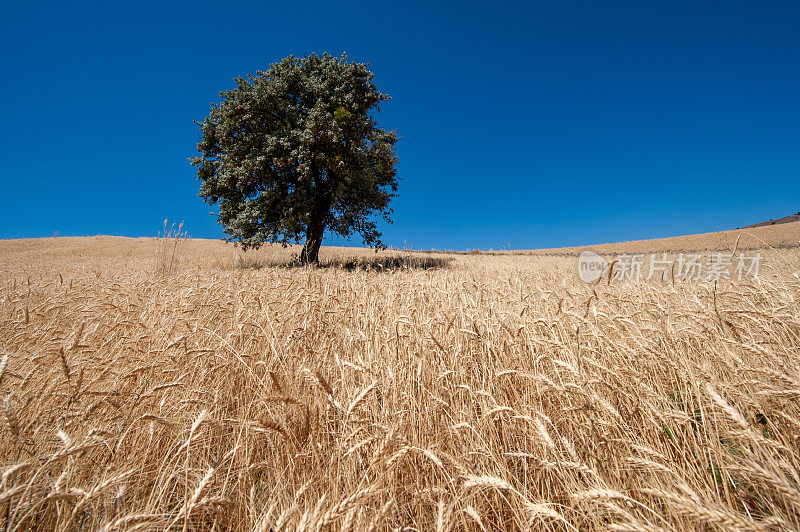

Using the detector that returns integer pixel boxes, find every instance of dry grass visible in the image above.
[156,220,188,276]
[1,237,800,530]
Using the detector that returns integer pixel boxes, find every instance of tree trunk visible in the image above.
[299,219,324,265]
[300,186,332,265]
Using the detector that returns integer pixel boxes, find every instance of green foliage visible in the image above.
[191,52,399,261]
[334,107,352,123]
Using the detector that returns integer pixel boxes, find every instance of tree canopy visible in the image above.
[191,52,399,263]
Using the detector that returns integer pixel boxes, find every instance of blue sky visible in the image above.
[1,1,798,250]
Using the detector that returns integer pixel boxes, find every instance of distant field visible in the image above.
[503,220,799,256]
[1,235,800,530]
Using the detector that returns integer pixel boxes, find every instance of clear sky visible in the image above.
[1,1,798,250]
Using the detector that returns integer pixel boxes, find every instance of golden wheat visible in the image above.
[0,236,799,530]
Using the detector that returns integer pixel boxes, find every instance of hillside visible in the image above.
[533,219,800,255]
[744,212,800,228]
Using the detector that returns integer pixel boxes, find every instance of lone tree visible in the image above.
[192,53,399,264]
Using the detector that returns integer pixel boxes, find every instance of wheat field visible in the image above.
[1,236,800,531]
